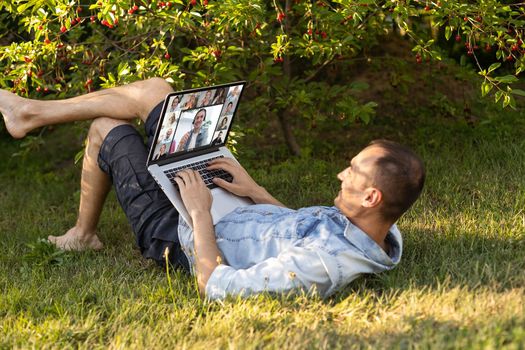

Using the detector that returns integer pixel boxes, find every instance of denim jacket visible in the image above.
[177,204,402,300]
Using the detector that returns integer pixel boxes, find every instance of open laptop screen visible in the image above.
[149,82,245,164]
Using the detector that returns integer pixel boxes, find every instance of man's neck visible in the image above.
[347,215,392,253]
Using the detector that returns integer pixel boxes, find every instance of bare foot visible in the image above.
[0,89,36,138]
[48,227,104,251]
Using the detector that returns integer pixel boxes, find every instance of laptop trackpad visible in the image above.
[210,188,252,224]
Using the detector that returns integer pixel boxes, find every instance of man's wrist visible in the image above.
[251,186,276,204]
[190,209,212,222]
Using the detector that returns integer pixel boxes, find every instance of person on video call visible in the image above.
[212,88,227,104]
[217,116,229,131]
[211,131,224,146]
[169,96,181,112]
[176,108,209,152]
[0,78,425,300]
[153,143,167,161]
[198,90,214,107]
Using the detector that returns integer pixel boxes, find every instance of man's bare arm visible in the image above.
[207,158,285,207]
[174,170,220,295]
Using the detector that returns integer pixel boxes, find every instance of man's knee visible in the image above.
[127,78,173,119]
[143,77,173,91]
[89,118,131,145]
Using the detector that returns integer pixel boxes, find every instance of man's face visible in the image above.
[334,145,384,216]
[194,111,205,128]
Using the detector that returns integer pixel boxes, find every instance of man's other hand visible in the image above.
[207,158,261,198]
[174,169,212,217]
[207,158,286,207]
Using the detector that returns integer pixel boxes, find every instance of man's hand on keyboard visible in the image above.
[207,158,260,197]
[174,169,212,218]
[207,158,285,207]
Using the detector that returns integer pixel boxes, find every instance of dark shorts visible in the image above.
[97,102,189,271]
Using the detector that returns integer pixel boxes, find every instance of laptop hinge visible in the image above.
[154,146,222,166]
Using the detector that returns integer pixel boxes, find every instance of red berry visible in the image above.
[86,79,93,86]
[455,34,461,42]
[128,8,134,14]
[512,44,519,51]
[133,5,139,11]
[38,25,43,30]
[76,17,81,23]
[307,29,312,35]
[485,44,492,52]
[44,38,51,44]
[44,87,49,93]
[467,50,473,56]
[90,16,96,22]
[212,50,222,58]
[463,16,468,22]
[60,25,67,33]
[166,2,171,7]
[159,1,165,7]
[321,31,327,39]
[24,56,32,63]
[190,0,197,5]
[475,16,482,22]
[37,70,44,77]
[26,70,32,77]
[36,86,42,92]
[57,42,64,48]
[424,5,430,11]
[76,6,82,13]
[277,12,285,23]
[70,18,76,25]
[416,54,422,64]
[507,54,514,62]
[203,0,208,5]
[164,52,171,59]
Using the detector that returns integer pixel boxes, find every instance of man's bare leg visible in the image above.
[48,117,130,250]
[0,77,174,138]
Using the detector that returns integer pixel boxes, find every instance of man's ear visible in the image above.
[361,187,382,208]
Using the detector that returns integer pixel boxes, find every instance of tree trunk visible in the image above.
[276,0,301,157]
[277,109,302,156]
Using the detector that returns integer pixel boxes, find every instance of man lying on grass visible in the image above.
[0,78,425,299]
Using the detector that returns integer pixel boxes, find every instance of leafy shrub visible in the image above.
[0,0,523,154]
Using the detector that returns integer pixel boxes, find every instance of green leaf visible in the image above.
[503,94,511,108]
[481,82,493,97]
[487,63,501,73]
[495,91,504,103]
[494,75,518,84]
[510,89,525,97]
[445,26,453,41]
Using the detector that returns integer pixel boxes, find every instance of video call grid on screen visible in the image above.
[150,83,244,162]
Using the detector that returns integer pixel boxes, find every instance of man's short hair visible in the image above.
[368,139,425,222]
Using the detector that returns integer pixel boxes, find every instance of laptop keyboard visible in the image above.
[163,156,233,190]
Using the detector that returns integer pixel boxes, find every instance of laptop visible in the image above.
[147,81,253,227]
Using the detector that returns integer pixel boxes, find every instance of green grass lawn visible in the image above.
[1,82,525,348]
